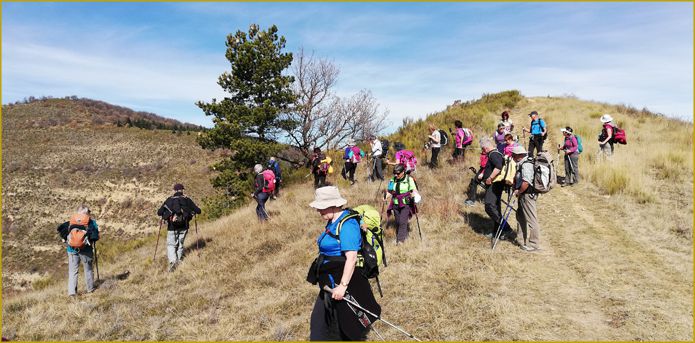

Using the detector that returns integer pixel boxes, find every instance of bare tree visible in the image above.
[284,48,388,160]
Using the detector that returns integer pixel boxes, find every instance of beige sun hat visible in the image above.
[309,186,347,209]
[511,145,528,155]
[600,114,614,123]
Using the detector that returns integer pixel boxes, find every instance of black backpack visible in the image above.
[164,196,191,228]
[439,129,449,146]
[381,139,390,157]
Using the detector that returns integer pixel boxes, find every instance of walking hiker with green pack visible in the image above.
[558,127,580,186]
[386,164,422,243]
[306,186,381,341]
[157,183,201,272]
[56,205,100,297]
[511,145,543,252]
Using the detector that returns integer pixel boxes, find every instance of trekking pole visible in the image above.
[194,215,200,257]
[412,201,422,241]
[492,192,515,250]
[322,286,422,341]
[468,169,517,213]
[153,219,163,262]
[94,241,100,282]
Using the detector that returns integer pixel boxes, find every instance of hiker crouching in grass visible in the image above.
[427,123,441,168]
[558,127,580,186]
[386,164,421,243]
[464,146,489,206]
[307,186,381,341]
[479,138,516,241]
[511,145,541,252]
[57,205,99,297]
[157,183,201,272]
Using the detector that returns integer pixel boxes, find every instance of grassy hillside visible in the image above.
[2,92,692,340]
[2,100,222,293]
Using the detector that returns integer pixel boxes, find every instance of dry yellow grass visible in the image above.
[2,96,692,341]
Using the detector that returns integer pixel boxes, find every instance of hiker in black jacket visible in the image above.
[157,183,201,272]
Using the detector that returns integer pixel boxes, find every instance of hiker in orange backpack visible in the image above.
[56,204,99,297]
[157,183,201,272]
[252,164,275,221]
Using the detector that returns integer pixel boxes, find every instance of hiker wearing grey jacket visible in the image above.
[512,146,541,252]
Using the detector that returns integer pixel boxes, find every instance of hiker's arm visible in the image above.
[332,250,357,301]
[518,180,530,195]
[486,168,500,185]
[190,199,202,214]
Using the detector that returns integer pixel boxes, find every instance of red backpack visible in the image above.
[261,170,276,193]
[612,126,627,145]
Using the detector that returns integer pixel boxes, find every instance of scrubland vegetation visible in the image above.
[2,92,691,341]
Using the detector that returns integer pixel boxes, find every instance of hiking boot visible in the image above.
[520,245,539,252]
[464,200,475,207]
[483,232,493,239]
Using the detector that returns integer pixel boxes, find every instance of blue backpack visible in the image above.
[576,135,583,154]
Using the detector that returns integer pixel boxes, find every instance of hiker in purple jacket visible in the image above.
[558,127,580,186]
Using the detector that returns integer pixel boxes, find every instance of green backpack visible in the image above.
[336,205,387,296]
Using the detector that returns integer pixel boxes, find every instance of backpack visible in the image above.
[350,146,364,163]
[318,156,333,175]
[612,126,627,145]
[438,129,449,146]
[526,151,556,193]
[261,169,276,193]
[491,151,516,186]
[462,128,474,146]
[67,213,91,249]
[381,139,390,157]
[335,207,386,296]
[575,135,583,154]
[164,196,191,228]
[397,150,418,172]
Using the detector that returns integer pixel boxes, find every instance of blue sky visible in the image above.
[3,2,693,130]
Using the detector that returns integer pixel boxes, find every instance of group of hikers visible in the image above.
[57,109,626,341]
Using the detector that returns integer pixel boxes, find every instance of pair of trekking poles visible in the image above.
[322,286,422,341]
[152,215,200,263]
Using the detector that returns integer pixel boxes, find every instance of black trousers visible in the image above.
[343,162,357,182]
[314,173,327,188]
[430,147,440,168]
[484,183,513,234]
[466,177,480,201]
[528,134,544,157]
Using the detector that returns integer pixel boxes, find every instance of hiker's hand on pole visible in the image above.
[485,177,492,185]
[332,284,347,300]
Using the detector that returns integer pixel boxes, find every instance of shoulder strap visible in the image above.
[335,212,361,237]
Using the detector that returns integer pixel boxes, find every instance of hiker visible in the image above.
[502,133,519,157]
[598,114,616,157]
[307,186,381,341]
[310,148,329,188]
[342,139,364,185]
[511,145,541,251]
[501,111,514,133]
[267,156,282,199]
[464,146,489,206]
[252,164,274,222]
[386,164,421,243]
[368,135,384,181]
[157,183,201,272]
[493,122,508,151]
[387,142,417,175]
[427,123,441,168]
[57,205,99,296]
[558,127,580,186]
[452,120,466,162]
[479,138,516,240]
[522,111,547,157]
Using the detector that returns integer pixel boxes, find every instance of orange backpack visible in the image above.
[67,214,90,249]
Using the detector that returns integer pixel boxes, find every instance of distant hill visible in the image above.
[4,96,206,131]
[1,91,692,341]
[2,98,219,293]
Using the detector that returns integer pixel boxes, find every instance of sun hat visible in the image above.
[309,186,348,209]
[600,114,613,123]
[511,145,528,155]
[560,126,573,134]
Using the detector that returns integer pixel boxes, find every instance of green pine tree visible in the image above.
[197,24,295,199]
